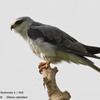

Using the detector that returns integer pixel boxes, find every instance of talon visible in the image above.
[38,62,50,73]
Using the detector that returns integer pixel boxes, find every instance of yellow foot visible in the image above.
[38,62,50,73]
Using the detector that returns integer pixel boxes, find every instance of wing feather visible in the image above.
[27,25,100,59]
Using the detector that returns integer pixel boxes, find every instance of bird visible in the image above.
[11,16,100,73]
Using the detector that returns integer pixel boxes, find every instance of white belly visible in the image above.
[26,38,88,65]
[27,38,57,61]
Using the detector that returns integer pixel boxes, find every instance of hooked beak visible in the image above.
[10,24,16,30]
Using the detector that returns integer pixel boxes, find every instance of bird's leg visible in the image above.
[38,62,50,73]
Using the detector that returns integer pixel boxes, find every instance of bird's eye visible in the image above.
[15,20,24,25]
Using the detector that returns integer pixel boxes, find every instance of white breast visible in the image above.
[27,37,57,61]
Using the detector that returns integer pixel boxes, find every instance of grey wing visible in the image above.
[27,25,100,59]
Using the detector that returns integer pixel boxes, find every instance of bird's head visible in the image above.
[11,16,33,37]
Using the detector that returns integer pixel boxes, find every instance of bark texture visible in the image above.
[40,65,71,100]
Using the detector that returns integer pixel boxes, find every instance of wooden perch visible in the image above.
[39,64,71,100]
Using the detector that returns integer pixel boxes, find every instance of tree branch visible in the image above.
[39,65,71,100]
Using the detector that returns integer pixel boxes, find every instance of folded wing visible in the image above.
[27,25,100,59]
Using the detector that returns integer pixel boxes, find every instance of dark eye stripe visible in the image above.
[15,20,24,25]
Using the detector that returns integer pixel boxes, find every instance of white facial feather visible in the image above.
[12,17,33,40]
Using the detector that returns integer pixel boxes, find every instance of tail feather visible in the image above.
[90,64,100,73]
[82,57,100,73]
[84,45,100,54]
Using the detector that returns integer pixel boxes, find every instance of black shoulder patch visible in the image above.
[28,28,43,39]
[27,28,57,45]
